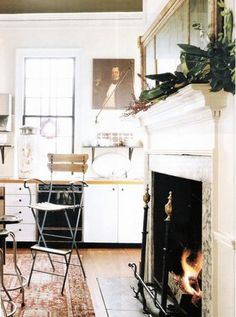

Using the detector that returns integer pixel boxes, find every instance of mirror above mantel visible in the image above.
[139,0,222,84]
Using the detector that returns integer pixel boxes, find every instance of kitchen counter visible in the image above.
[0,178,144,185]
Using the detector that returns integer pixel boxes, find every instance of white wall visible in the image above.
[0,12,144,178]
[143,0,169,29]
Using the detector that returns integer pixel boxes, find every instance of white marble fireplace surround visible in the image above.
[137,84,236,317]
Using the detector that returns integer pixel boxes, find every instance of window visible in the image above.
[23,57,75,154]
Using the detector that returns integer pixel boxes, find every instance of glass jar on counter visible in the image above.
[18,126,38,179]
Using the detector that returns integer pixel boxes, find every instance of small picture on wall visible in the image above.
[92,58,134,109]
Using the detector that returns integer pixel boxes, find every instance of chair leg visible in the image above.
[32,208,55,271]
[74,245,86,278]
[0,249,12,302]
[9,232,25,307]
[0,296,7,317]
[28,250,37,287]
[61,252,71,295]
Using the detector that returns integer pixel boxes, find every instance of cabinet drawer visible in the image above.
[7,224,36,241]
[5,194,35,206]
[5,183,36,195]
[5,206,34,223]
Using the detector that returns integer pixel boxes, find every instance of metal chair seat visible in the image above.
[28,202,78,211]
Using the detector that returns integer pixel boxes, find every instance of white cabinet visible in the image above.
[83,183,144,243]
[4,182,37,242]
[117,185,144,243]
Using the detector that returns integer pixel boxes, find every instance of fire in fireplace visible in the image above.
[175,249,202,304]
[152,172,202,316]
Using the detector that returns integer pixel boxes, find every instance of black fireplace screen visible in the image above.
[152,172,202,282]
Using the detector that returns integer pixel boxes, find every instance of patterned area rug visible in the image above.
[2,253,95,317]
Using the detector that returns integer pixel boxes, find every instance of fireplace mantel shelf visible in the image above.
[137,84,229,131]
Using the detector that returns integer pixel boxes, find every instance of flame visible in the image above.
[181,249,202,298]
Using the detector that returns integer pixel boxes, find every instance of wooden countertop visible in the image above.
[0,178,144,185]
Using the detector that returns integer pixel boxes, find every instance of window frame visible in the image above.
[22,56,75,153]
[15,49,81,156]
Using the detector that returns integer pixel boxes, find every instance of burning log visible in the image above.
[173,249,202,306]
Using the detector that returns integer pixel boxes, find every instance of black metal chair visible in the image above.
[24,153,89,295]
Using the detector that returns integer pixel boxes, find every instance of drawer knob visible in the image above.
[19,211,22,214]
[19,228,22,231]
[19,199,22,202]
[19,187,22,190]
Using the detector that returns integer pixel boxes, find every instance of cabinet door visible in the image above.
[118,184,144,243]
[83,184,118,242]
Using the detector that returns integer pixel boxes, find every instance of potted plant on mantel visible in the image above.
[124,1,235,117]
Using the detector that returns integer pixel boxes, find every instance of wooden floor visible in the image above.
[80,248,141,317]
[17,247,141,317]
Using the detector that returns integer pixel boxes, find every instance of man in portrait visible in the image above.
[93,59,134,109]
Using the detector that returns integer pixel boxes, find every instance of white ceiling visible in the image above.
[0,0,143,14]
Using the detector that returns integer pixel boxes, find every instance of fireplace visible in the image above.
[131,153,212,317]
[152,171,202,316]
[129,84,233,317]
[144,153,212,315]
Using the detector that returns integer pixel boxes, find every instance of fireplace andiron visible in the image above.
[129,184,150,311]
[129,190,186,316]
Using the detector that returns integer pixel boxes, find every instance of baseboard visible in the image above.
[6,241,141,249]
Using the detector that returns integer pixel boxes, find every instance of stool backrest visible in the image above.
[47,153,88,174]
[46,153,89,202]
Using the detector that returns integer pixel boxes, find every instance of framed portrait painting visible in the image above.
[92,58,134,110]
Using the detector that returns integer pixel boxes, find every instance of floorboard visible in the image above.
[16,247,141,317]
[80,248,141,317]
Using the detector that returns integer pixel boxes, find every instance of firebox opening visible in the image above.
[152,172,202,315]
